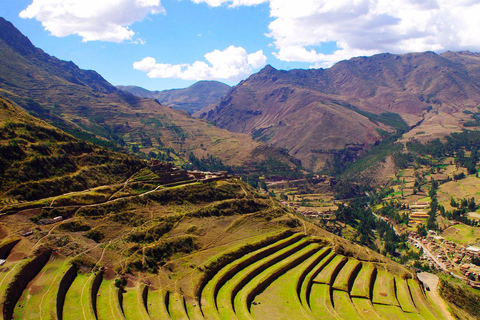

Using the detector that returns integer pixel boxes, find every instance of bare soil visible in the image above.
[417,272,454,320]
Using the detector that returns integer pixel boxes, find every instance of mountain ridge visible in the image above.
[199,51,480,171]
[118,80,230,114]
[0,17,298,172]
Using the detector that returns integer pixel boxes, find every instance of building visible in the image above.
[410,212,430,219]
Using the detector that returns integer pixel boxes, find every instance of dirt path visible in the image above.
[417,272,454,320]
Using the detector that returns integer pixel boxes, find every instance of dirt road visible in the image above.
[417,272,454,320]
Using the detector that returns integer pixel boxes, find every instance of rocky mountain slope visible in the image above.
[118,80,230,114]
[0,17,295,171]
[199,52,480,171]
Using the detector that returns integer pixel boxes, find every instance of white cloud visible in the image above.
[191,0,267,7]
[133,46,267,81]
[190,0,480,67]
[266,0,480,66]
[19,0,164,42]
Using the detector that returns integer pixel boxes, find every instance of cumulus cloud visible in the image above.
[191,0,267,7]
[19,0,164,42]
[266,0,480,66]
[133,46,267,81]
[190,0,480,67]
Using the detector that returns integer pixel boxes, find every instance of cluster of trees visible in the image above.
[442,197,478,226]
[335,197,402,256]
[184,153,231,172]
[141,236,198,273]
[405,131,480,173]
[378,202,409,224]
[426,178,441,230]
[248,157,303,180]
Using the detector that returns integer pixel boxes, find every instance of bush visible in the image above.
[188,199,268,217]
[126,219,177,243]
[142,236,198,271]
[58,221,91,232]
[84,230,104,242]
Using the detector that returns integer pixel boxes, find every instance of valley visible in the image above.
[1,14,480,320]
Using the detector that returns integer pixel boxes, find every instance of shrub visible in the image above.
[188,199,268,217]
[84,230,104,242]
[58,221,91,232]
[142,236,198,271]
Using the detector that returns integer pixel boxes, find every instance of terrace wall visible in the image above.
[0,239,20,259]
[56,265,77,320]
[2,250,51,320]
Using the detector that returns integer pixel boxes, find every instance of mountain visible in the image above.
[198,52,480,171]
[118,80,230,114]
[0,17,296,171]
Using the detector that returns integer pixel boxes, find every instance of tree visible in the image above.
[468,198,477,212]
[260,180,268,191]
[417,224,427,237]
[450,197,458,208]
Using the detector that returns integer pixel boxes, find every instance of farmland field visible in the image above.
[0,231,447,320]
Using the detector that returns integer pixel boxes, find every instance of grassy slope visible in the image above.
[96,279,123,320]
[215,237,313,319]
[13,256,70,320]
[0,96,144,203]
[332,258,360,291]
[372,268,399,306]
[234,243,321,319]
[145,289,171,320]
[309,283,341,319]
[332,290,363,320]
[63,273,97,320]
[200,232,303,318]
[122,285,149,320]
[250,250,323,320]
[313,255,347,284]
[395,276,417,313]
[351,298,382,319]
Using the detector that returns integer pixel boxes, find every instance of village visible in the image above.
[287,195,480,289]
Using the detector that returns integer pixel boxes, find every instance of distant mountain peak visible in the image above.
[118,81,230,114]
[201,50,480,171]
[259,64,278,73]
[0,17,117,94]
[0,17,36,56]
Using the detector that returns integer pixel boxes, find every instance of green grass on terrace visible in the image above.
[350,263,375,298]
[372,268,398,306]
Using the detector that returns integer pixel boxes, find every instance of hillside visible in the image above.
[118,80,230,114]
[0,96,144,203]
[0,17,295,171]
[199,52,480,171]
[0,171,449,319]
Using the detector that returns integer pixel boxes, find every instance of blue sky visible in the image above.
[2,0,480,91]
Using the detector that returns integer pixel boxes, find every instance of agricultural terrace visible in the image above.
[0,231,448,320]
[0,175,451,320]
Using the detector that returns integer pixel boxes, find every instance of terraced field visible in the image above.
[0,233,445,320]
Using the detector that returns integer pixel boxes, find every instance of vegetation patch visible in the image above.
[188,198,269,218]
[439,278,480,319]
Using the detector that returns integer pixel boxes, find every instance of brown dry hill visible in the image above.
[0,17,294,170]
[198,52,480,170]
